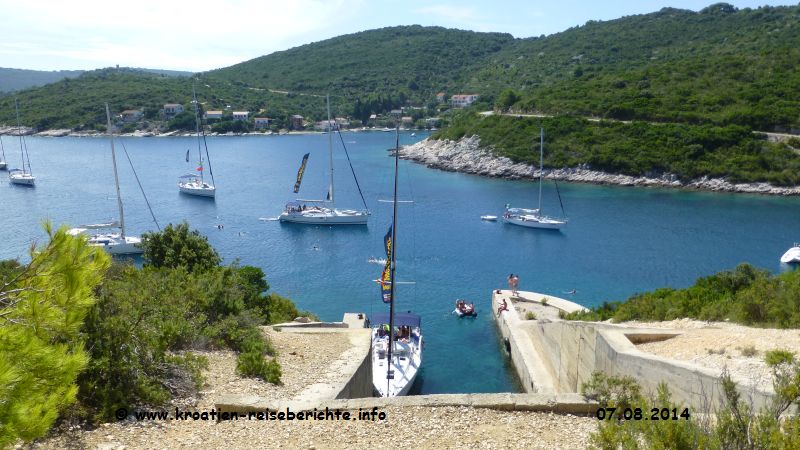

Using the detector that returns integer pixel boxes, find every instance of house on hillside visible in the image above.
[205,110,224,121]
[315,119,336,131]
[163,103,184,118]
[450,94,479,108]
[254,117,273,129]
[401,116,414,128]
[232,111,249,121]
[121,109,143,122]
[289,115,304,130]
[436,92,446,103]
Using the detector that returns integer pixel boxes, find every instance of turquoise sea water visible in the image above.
[1,131,799,394]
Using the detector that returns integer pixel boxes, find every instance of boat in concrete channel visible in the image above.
[370,127,422,397]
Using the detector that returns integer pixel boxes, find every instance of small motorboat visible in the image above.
[481,215,498,221]
[454,299,477,317]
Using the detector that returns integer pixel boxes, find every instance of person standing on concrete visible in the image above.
[507,274,514,292]
[512,274,519,296]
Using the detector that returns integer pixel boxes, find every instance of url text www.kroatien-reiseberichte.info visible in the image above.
[116,407,387,422]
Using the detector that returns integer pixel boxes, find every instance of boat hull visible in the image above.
[279,209,368,225]
[0,161,7,170]
[371,328,422,397]
[69,228,144,255]
[9,173,35,186]
[781,246,800,264]
[503,215,566,229]
[179,182,216,197]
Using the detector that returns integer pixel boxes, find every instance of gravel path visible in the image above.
[626,319,800,391]
[35,407,596,449]
[33,327,598,449]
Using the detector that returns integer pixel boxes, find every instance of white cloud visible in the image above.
[0,0,357,71]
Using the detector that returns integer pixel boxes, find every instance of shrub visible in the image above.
[525,311,537,320]
[740,345,758,357]
[236,352,281,383]
[141,222,221,272]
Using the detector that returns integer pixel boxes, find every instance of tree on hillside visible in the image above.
[141,222,221,272]
[496,88,521,111]
[0,223,110,447]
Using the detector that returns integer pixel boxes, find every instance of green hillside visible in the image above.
[468,3,800,130]
[0,68,84,93]
[0,3,799,185]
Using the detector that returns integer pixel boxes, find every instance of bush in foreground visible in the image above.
[585,349,800,449]
[0,224,110,447]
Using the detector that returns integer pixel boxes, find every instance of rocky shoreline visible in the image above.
[399,136,800,196]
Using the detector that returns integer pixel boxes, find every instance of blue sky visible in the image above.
[0,0,794,72]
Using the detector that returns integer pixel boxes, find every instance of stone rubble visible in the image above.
[399,136,800,196]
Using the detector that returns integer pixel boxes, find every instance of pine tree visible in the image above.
[0,223,110,447]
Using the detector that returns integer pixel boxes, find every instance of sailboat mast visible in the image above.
[327,94,335,207]
[14,99,25,173]
[386,126,400,393]
[538,127,544,214]
[106,104,126,238]
[0,135,5,162]
[192,83,204,184]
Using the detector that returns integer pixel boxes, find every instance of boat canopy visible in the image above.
[179,173,200,179]
[370,312,421,328]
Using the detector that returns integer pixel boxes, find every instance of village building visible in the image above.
[254,117,273,129]
[289,115,304,130]
[205,110,224,121]
[163,103,184,118]
[450,94,480,108]
[120,109,143,122]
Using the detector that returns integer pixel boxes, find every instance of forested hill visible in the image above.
[1,3,799,132]
[207,26,513,107]
[471,3,800,130]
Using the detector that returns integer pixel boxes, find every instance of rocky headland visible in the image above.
[399,136,800,196]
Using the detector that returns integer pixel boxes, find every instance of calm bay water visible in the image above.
[1,131,799,394]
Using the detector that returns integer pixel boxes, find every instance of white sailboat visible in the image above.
[781,243,800,264]
[503,127,567,230]
[68,104,143,255]
[8,99,35,186]
[279,95,369,225]
[178,85,216,197]
[0,135,7,170]
[371,128,423,397]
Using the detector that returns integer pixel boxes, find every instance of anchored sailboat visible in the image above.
[0,135,7,170]
[178,84,216,197]
[781,243,800,264]
[67,104,146,255]
[503,127,567,230]
[279,95,369,224]
[8,99,35,186]
[370,128,423,397]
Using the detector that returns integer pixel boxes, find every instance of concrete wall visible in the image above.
[492,292,556,394]
[492,290,780,412]
[335,331,373,399]
[594,328,776,412]
[529,321,599,393]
